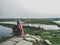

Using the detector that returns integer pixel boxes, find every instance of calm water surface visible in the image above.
[0,25,12,38]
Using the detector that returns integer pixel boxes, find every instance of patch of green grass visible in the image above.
[43,36,60,44]
[0,19,15,22]
[24,20,54,24]
[0,36,12,42]
[0,24,15,28]
[23,27,41,35]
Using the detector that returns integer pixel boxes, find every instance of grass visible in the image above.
[23,27,60,44]
[0,23,15,28]
[43,36,60,44]
[0,36,12,42]
[0,19,15,22]
[0,19,60,44]
[24,20,54,24]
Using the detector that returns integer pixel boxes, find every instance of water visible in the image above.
[0,21,17,25]
[28,24,60,30]
[0,21,60,30]
[53,20,60,24]
[0,21,23,25]
[0,25,12,38]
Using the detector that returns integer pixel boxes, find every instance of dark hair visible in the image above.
[17,20,20,25]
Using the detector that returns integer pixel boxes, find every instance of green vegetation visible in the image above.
[23,27,60,44]
[0,24,15,28]
[0,19,60,44]
[24,20,53,24]
[0,19,15,22]
[0,36,12,42]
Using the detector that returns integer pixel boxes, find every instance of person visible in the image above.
[17,20,24,37]
[12,20,24,37]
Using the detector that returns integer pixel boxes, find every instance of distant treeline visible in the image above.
[0,18,60,21]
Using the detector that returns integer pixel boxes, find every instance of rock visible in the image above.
[1,34,42,45]
[16,40,33,45]
[24,37,36,43]
[24,34,42,44]
[9,37,23,42]
[44,40,51,45]
[1,41,16,45]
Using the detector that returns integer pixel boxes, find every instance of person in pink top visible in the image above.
[12,20,24,37]
[17,20,24,37]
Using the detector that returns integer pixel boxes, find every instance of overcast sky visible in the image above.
[0,0,60,18]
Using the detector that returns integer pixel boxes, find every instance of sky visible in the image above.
[0,0,60,18]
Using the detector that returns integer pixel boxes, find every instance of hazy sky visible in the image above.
[0,0,60,18]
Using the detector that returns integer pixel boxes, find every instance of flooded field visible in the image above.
[0,21,17,25]
[53,20,60,24]
[0,21,60,30]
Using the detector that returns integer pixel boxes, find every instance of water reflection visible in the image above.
[0,25,12,38]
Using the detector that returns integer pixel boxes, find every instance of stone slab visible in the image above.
[9,37,23,42]
[1,41,16,45]
[16,40,33,45]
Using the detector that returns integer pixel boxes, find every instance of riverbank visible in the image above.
[0,25,13,42]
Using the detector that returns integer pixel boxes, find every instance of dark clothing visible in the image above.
[12,23,24,37]
[12,25,20,36]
